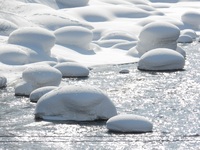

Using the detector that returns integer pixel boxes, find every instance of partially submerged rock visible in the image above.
[138,48,185,71]
[35,85,117,121]
[106,114,153,133]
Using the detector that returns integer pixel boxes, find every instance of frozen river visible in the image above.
[0,42,200,149]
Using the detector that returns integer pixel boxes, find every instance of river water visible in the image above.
[0,42,200,149]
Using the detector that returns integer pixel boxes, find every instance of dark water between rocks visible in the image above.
[0,42,200,149]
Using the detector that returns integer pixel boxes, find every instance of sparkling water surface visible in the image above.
[0,43,200,149]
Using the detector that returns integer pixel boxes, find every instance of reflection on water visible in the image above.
[0,43,200,149]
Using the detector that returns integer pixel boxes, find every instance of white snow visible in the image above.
[35,85,117,121]
[54,26,93,49]
[177,35,193,43]
[181,29,197,39]
[0,0,199,124]
[15,65,62,96]
[106,114,153,133]
[30,86,57,102]
[181,11,200,30]
[0,45,28,65]
[0,19,18,36]
[128,21,180,56]
[8,27,55,56]
[138,48,185,71]
[54,62,90,77]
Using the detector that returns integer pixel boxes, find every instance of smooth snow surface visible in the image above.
[177,35,193,43]
[30,86,57,102]
[128,21,180,56]
[106,114,153,133]
[54,26,93,49]
[138,48,185,71]
[181,29,197,39]
[181,11,200,30]
[15,65,62,96]
[35,85,117,121]
[54,62,90,77]
[8,27,55,56]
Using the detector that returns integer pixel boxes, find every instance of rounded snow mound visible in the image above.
[22,65,62,87]
[35,85,117,121]
[8,27,56,56]
[56,0,89,8]
[15,65,62,96]
[0,19,18,36]
[176,46,186,58]
[54,26,93,49]
[177,35,193,43]
[106,114,153,133]
[181,11,200,29]
[181,29,197,39]
[0,75,7,88]
[131,21,180,56]
[54,62,89,78]
[138,48,185,71]
[0,46,28,65]
[30,86,57,103]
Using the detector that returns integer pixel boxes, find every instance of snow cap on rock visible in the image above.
[106,114,153,133]
[54,26,93,49]
[0,46,28,65]
[8,27,55,56]
[30,86,57,103]
[15,65,62,96]
[54,62,89,77]
[131,21,180,56]
[22,65,62,87]
[181,11,200,30]
[138,48,185,71]
[35,85,117,121]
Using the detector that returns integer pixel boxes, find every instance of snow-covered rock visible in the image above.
[54,62,89,77]
[0,46,28,65]
[35,85,117,121]
[15,81,36,96]
[181,11,200,29]
[128,21,180,56]
[106,114,153,133]
[0,75,7,88]
[30,86,57,102]
[22,65,62,87]
[138,48,185,71]
[54,26,93,49]
[177,35,193,43]
[181,29,197,39]
[8,27,56,56]
[15,65,62,96]
[56,0,89,8]
[176,46,186,58]
[0,19,18,36]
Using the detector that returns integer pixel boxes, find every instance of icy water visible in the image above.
[0,43,200,150]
